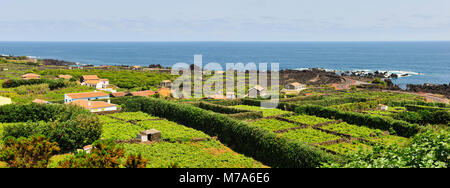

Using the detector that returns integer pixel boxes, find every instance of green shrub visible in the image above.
[322,131,449,168]
[0,135,60,168]
[58,139,124,168]
[123,154,148,168]
[0,103,101,152]
[394,110,450,125]
[58,139,148,168]
[1,78,69,90]
[371,78,387,87]
[14,84,50,95]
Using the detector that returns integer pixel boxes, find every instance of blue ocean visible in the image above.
[0,42,449,87]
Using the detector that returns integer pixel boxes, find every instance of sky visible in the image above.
[1,0,450,41]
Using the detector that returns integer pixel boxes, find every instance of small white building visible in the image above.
[68,100,117,113]
[226,92,236,99]
[64,91,110,103]
[282,82,307,95]
[248,85,269,98]
[160,80,172,88]
[378,104,389,111]
[285,82,306,91]
[0,96,12,106]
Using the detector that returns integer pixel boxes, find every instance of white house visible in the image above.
[68,100,117,113]
[80,75,109,89]
[82,79,109,89]
[64,91,110,103]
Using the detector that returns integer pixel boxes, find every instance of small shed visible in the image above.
[226,92,236,99]
[285,82,306,91]
[248,85,268,98]
[378,104,389,111]
[83,145,93,154]
[32,99,50,104]
[137,129,161,142]
[160,80,172,88]
[0,96,12,106]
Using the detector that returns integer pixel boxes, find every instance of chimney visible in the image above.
[107,99,111,104]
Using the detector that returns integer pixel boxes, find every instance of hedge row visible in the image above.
[195,102,263,120]
[280,95,324,103]
[119,97,333,168]
[227,111,264,120]
[331,100,381,112]
[405,104,449,113]
[387,100,449,108]
[295,105,423,138]
[201,99,245,106]
[2,78,69,90]
[297,97,368,107]
[393,110,450,125]
[196,102,251,114]
[0,103,101,152]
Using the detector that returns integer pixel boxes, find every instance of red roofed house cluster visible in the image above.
[80,75,109,89]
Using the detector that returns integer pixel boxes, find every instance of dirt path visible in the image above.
[328,78,449,104]
[385,90,449,104]
[330,77,368,90]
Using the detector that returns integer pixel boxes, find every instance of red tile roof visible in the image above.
[82,75,99,80]
[110,92,127,97]
[32,99,49,104]
[58,75,72,79]
[68,100,116,109]
[22,73,41,80]
[65,91,109,99]
[130,90,156,97]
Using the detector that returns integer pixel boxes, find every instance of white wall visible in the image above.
[90,106,117,112]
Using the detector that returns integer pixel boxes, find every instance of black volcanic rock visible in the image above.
[280,69,344,85]
[407,83,450,98]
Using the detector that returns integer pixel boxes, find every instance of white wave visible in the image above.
[387,70,422,76]
[293,67,423,78]
[294,68,310,71]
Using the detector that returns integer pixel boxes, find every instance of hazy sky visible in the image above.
[1,0,450,41]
